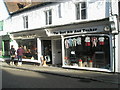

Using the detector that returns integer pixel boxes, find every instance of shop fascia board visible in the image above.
[10,17,110,38]
[45,18,110,36]
[10,28,47,39]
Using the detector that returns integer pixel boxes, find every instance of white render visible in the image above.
[0,0,10,36]
[0,0,9,21]
[4,0,112,33]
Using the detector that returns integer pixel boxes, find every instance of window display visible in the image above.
[16,39,38,60]
[64,35,110,69]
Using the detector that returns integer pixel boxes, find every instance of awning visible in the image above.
[2,35,10,40]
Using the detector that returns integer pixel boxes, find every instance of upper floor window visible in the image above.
[45,10,52,25]
[58,4,62,18]
[75,2,87,20]
[23,16,28,28]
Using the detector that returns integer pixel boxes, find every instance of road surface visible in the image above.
[1,67,119,88]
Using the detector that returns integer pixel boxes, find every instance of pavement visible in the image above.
[0,60,120,85]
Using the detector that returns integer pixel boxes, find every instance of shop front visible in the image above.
[46,18,115,72]
[62,34,111,72]
[10,29,48,62]
[10,29,61,65]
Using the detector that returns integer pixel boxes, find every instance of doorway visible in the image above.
[42,40,52,64]
[3,40,10,57]
[52,39,62,66]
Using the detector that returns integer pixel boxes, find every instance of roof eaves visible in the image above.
[10,2,56,16]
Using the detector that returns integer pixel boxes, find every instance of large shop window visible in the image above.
[64,35,111,69]
[17,39,38,60]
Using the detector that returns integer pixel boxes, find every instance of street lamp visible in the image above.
[104,26,110,32]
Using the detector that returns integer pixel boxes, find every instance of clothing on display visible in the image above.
[76,37,81,45]
[91,37,98,47]
[72,38,77,46]
[65,39,69,48]
[98,37,105,45]
[85,36,91,46]
[69,38,73,47]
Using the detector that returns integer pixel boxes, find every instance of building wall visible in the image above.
[0,37,2,51]
[3,0,109,33]
[0,0,9,21]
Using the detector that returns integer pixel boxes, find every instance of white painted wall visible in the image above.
[111,0,118,15]
[37,38,42,62]
[3,0,109,33]
[87,0,106,20]
[0,0,10,36]
[0,0,9,21]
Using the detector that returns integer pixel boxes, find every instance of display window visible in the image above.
[64,35,111,69]
[16,39,38,60]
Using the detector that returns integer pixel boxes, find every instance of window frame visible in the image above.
[58,3,62,18]
[45,9,52,25]
[75,2,87,20]
[23,16,28,29]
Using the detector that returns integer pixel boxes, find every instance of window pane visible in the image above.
[26,16,28,28]
[45,10,52,25]
[58,4,62,18]
[81,2,86,8]
[23,16,28,28]
[75,3,80,20]
[49,10,52,15]
[49,10,52,24]
[45,11,48,25]
[81,9,86,19]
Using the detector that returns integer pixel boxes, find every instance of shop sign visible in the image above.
[46,26,105,36]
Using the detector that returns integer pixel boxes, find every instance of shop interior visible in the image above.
[64,35,111,69]
[16,39,38,60]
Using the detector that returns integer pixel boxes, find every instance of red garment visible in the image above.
[99,42,104,45]
[85,42,91,46]
[17,48,24,56]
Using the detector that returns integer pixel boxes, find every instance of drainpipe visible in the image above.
[2,40,4,56]
[113,35,116,73]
